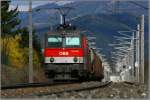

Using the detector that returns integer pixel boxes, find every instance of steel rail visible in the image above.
[1,82,75,90]
[30,81,112,97]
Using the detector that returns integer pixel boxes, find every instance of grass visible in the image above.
[1,64,49,86]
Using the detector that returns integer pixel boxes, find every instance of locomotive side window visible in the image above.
[48,37,62,47]
[65,37,80,47]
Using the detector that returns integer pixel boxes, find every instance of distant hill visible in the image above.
[18,0,148,29]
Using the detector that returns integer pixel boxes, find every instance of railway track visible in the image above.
[1,81,74,90]
[1,81,112,98]
[35,81,112,97]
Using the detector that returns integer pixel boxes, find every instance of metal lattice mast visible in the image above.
[29,0,33,83]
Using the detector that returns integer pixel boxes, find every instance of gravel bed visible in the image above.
[1,83,80,98]
[1,82,148,99]
[33,82,148,99]
[1,81,103,98]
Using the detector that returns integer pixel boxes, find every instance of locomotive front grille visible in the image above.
[44,64,84,73]
[44,63,86,79]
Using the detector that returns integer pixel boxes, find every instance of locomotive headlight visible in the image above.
[73,57,78,62]
[50,58,54,62]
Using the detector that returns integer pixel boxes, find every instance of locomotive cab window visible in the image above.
[47,37,62,47]
[65,37,80,47]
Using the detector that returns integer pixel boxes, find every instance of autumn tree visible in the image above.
[20,27,42,63]
[1,1,20,65]
[1,1,44,85]
[1,1,42,65]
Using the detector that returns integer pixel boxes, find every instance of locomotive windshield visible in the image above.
[47,36,81,48]
[48,37,62,47]
[65,37,80,47]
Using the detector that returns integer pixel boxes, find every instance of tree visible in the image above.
[1,1,21,37]
[1,35,41,68]
[1,35,23,67]
[1,1,42,65]
[20,28,42,62]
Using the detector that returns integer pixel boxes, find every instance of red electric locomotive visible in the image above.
[44,30,88,80]
[43,7,104,81]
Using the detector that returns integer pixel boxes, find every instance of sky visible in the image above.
[10,0,73,11]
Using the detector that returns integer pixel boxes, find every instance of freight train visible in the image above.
[42,7,104,81]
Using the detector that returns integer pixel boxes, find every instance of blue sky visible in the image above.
[10,0,73,11]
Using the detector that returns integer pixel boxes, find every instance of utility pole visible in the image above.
[140,15,144,84]
[135,24,140,82]
[131,32,135,82]
[128,43,132,82]
[29,0,33,83]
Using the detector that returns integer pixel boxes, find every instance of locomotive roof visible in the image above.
[47,30,82,36]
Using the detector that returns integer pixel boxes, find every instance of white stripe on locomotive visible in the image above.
[45,57,84,63]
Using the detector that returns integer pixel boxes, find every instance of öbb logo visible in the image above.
[59,51,69,56]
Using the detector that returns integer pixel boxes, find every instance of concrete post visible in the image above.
[131,32,135,82]
[29,0,33,83]
[136,24,140,82]
[140,15,145,83]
